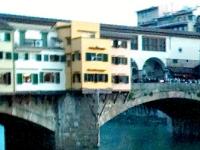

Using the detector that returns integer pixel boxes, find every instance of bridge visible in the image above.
[0,83,200,149]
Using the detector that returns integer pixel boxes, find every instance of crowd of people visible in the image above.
[133,77,200,84]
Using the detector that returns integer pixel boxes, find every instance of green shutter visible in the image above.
[36,54,41,61]
[19,30,25,46]
[25,53,29,60]
[40,72,43,83]
[44,55,48,61]
[55,72,60,84]
[0,52,3,59]
[103,54,108,62]
[32,74,38,84]
[60,55,66,62]
[6,52,12,60]
[17,73,23,84]
[14,53,18,60]
[4,33,11,41]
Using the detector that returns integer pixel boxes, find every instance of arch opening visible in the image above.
[0,113,55,150]
[142,57,165,82]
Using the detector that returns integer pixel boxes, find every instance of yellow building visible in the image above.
[0,20,14,93]
[56,21,112,92]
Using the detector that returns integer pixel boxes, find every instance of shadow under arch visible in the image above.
[0,113,55,150]
[142,57,165,81]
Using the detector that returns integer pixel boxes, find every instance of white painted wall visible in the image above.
[127,34,200,70]
[15,49,65,92]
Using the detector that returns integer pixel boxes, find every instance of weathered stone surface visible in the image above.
[55,93,99,150]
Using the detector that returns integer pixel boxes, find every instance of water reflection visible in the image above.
[100,106,200,150]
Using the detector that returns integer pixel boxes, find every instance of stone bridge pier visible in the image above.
[55,92,100,150]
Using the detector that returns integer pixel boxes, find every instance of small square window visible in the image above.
[6,52,12,60]
[173,59,178,63]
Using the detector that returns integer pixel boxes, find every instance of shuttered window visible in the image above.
[40,72,44,83]
[36,54,41,61]
[25,53,29,60]
[14,53,18,60]
[5,52,12,60]
[32,74,38,84]
[17,73,23,84]
[55,72,60,84]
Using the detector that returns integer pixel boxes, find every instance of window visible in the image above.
[86,53,96,61]
[5,52,12,60]
[112,57,127,65]
[36,54,41,61]
[60,55,66,62]
[84,74,108,82]
[25,53,29,60]
[0,52,3,59]
[32,74,38,84]
[14,53,18,60]
[50,55,59,62]
[102,54,108,62]
[86,53,108,62]
[142,36,166,52]
[23,73,31,83]
[44,55,48,61]
[42,72,60,84]
[4,33,11,41]
[40,72,44,83]
[112,40,127,48]
[17,73,23,84]
[112,75,129,84]
[66,38,71,45]
[113,40,119,48]
[121,41,127,48]
[173,59,178,64]
[73,73,81,83]
[55,72,60,84]
[131,36,138,50]
[72,51,81,61]
[0,72,11,85]
[0,33,11,42]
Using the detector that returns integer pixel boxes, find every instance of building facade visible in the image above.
[0,14,67,92]
[0,20,14,93]
[137,6,200,32]
[0,13,200,94]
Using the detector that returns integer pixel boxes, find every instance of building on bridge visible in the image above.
[0,13,67,92]
[0,20,14,93]
[0,13,200,93]
[137,6,200,32]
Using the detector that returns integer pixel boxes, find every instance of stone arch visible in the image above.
[0,113,55,150]
[142,57,165,81]
[99,90,200,126]
[0,97,55,131]
[194,64,200,79]
[131,58,139,83]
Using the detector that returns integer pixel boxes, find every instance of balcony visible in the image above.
[15,38,63,50]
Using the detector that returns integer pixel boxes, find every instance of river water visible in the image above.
[99,106,200,150]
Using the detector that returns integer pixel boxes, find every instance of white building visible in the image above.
[101,24,200,82]
[0,14,67,92]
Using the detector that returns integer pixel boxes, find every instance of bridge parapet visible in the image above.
[130,83,200,99]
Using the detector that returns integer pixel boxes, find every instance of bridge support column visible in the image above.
[55,92,99,150]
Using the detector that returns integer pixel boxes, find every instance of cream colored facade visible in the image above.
[0,29,14,93]
[111,47,131,91]
[56,21,131,92]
